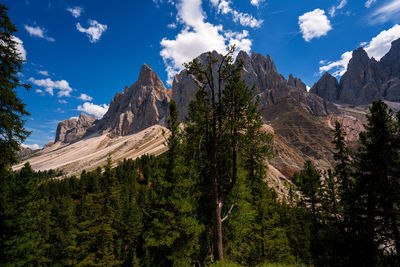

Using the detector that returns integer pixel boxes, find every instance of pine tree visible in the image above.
[0,163,50,265]
[184,46,273,261]
[352,100,399,265]
[0,4,30,170]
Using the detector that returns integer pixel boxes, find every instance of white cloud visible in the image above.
[58,99,68,104]
[319,51,353,77]
[364,24,400,59]
[35,89,44,94]
[329,0,348,17]
[365,0,376,8]
[211,0,263,28]
[160,0,253,85]
[38,70,49,76]
[12,36,27,61]
[28,77,73,97]
[21,143,40,150]
[298,9,332,42]
[319,24,400,76]
[250,0,264,7]
[370,0,400,23]
[76,20,108,43]
[66,6,83,18]
[24,25,55,42]
[77,102,109,118]
[78,93,93,101]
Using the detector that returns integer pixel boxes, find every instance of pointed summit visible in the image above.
[89,63,170,136]
[137,64,165,89]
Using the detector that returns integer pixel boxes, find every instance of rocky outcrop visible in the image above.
[312,38,400,104]
[55,113,97,143]
[89,64,170,136]
[288,74,307,92]
[310,72,340,102]
[173,50,338,119]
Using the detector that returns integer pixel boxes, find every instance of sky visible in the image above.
[5,0,400,149]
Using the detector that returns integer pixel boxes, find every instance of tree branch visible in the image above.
[221,204,235,223]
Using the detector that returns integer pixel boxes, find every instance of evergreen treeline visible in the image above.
[293,100,400,266]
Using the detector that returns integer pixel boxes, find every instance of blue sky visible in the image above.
[5,0,400,148]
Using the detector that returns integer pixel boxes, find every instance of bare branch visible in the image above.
[221,204,235,223]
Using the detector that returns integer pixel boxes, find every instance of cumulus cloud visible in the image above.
[21,143,40,150]
[78,93,93,101]
[370,0,400,23]
[329,0,348,17]
[211,0,263,28]
[76,20,108,43]
[160,0,253,85]
[299,9,332,42]
[77,102,109,118]
[58,99,68,104]
[28,77,73,97]
[12,36,26,61]
[250,0,264,7]
[66,6,84,18]
[365,0,376,8]
[319,24,400,76]
[24,25,55,42]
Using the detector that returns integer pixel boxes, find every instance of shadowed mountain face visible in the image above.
[172,50,338,121]
[311,38,400,104]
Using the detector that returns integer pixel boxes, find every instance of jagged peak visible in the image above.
[351,47,369,62]
[135,63,166,91]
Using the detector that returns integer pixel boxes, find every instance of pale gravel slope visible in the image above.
[14,125,169,178]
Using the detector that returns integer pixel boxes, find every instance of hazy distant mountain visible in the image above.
[311,38,400,105]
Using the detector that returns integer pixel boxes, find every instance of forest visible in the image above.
[2,3,400,266]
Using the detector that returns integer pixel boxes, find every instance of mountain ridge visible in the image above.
[311,38,400,104]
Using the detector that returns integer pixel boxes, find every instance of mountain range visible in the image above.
[17,39,400,191]
[311,38,400,105]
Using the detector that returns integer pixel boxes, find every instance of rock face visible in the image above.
[311,38,400,104]
[89,64,170,136]
[55,113,97,143]
[288,73,307,92]
[172,50,338,119]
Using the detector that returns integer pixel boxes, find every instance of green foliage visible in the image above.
[0,4,30,169]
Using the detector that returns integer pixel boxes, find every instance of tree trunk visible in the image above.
[210,138,224,261]
[213,195,224,261]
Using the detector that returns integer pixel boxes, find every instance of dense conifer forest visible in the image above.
[2,3,400,266]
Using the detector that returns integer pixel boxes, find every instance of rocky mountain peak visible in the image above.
[288,73,307,92]
[310,72,339,102]
[137,64,164,89]
[87,64,170,136]
[55,113,97,143]
[311,39,400,104]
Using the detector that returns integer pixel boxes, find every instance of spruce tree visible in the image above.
[144,100,202,266]
[184,47,272,261]
[0,4,30,170]
[352,100,399,265]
